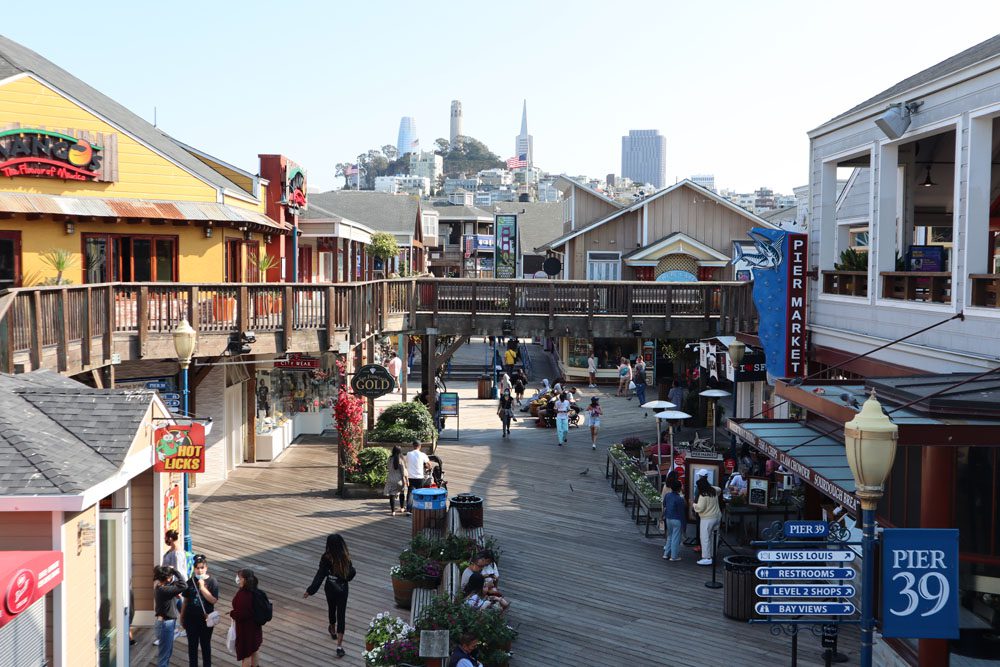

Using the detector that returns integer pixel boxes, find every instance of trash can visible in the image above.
[477,375,492,399]
[411,488,447,537]
[723,555,762,620]
[451,494,484,529]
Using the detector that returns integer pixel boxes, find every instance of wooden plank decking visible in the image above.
[131,362,854,666]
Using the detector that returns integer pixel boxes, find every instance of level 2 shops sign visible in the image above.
[153,423,206,473]
[352,364,396,398]
[0,128,107,181]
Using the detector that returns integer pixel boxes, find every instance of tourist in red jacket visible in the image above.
[230,569,263,667]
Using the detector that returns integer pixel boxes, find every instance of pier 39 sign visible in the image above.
[352,364,396,399]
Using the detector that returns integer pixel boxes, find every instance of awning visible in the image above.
[727,419,859,514]
[0,551,63,629]
[0,192,291,233]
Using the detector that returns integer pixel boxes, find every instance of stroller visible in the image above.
[426,455,447,490]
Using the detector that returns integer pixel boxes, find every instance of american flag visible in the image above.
[343,164,359,176]
[506,156,527,169]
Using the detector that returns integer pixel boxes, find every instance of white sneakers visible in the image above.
[696,558,713,566]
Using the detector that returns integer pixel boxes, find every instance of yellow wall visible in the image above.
[0,76,222,202]
[62,507,98,667]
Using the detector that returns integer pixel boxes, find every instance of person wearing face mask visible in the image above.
[152,565,186,667]
[181,555,219,667]
[229,569,264,667]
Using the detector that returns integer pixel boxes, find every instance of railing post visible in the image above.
[238,285,249,334]
[470,281,477,329]
[664,285,672,333]
[409,280,417,328]
[104,286,114,362]
[56,288,70,372]
[326,285,336,349]
[137,286,148,359]
[548,281,555,332]
[432,280,439,326]
[625,284,634,331]
[81,287,92,368]
[703,285,712,328]
[188,286,200,333]
[283,285,294,352]
[508,283,516,319]
[587,284,594,333]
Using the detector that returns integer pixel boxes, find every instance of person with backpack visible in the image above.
[229,568,266,666]
[304,533,356,659]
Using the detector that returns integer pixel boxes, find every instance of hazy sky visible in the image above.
[5,1,1000,194]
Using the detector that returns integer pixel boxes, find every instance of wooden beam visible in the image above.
[125,218,143,225]
[0,212,14,219]
[80,287,92,368]
[25,213,43,221]
[282,285,293,352]
[150,219,168,226]
[137,286,148,357]
[90,368,104,389]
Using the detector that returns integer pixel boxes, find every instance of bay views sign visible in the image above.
[0,128,103,181]
[728,419,858,512]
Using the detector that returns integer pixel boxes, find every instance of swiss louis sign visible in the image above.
[881,529,959,639]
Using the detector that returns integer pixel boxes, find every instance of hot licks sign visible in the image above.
[153,423,206,473]
[0,128,103,181]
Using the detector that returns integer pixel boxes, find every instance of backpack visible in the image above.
[251,588,273,626]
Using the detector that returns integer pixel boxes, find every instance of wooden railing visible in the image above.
[0,278,756,373]
[970,274,1000,308]
[822,271,868,297]
[880,272,951,304]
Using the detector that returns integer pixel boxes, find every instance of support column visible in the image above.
[918,446,956,667]
[342,239,350,283]
[366,338,375,430]
[423,333,437,419]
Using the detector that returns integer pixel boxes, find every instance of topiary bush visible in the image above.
[369,402,435,443]
[345,446,390,487]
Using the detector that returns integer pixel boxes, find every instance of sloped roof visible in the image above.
[0,35,254,198]
[425,203,493,221]
[492,202,564,255]
[554,175,623,208]
[0,371,155,496]
[819,33,1000,128]
[757,206,797,223]
[303,191,420,233]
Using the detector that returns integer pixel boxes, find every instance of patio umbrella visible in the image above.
[699,389,731,445]
[654,409,692,490]
[641,400,676,462]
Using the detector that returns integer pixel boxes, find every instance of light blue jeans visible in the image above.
[664,519,683,559]
[157,618,176,667]
[556,416,569,443]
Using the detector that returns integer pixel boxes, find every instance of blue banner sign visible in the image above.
[756,567,856,580]
[881,528,959,639]
[758,550,856,563]
[756,585,856,598]
[756,602,856,616]
[784,521,829,538]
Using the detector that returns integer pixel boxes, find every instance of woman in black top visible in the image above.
[153,565,186,667]
[181,554,219,667]
[304,533,356,659]
[497,390,515,437]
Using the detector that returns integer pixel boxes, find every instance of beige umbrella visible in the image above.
[641,400,676,465]
[654,409,692,490]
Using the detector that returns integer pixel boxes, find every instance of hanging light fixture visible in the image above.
[921,164,936,188]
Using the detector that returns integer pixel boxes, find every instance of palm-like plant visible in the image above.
[38,249,77,285]
[248,253,279,281]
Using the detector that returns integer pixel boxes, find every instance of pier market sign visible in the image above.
[0,128,104,181]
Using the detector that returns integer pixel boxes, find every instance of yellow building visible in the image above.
[0,35,289,287]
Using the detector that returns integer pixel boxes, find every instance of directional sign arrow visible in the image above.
[756,567,856,580]
[756,585,856,598]
[755,602,857,616]
[757,550,856,563]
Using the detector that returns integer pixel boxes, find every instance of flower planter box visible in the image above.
[340,481,384,499]
[391,575,416,609]
[365,439,437,455]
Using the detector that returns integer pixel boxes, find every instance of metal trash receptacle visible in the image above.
[411,488,447,537]
[477,375,492,399]
[723,555,762,620]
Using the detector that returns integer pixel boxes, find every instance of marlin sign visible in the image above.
[733,229,808,379]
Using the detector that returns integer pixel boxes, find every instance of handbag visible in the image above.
[226,623,237,653]
[192,579,220,627]
[325,575,345,594]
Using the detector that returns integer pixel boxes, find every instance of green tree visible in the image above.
[381,144,398,161]
[369,232,400,261]
[441,135,505,177]
[434,137,451,155]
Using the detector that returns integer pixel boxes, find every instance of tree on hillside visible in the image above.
[434,138,451,154]
[381,144,398,161]
[433,135,505,178]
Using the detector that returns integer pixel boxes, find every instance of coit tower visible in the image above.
[450,100,463,146]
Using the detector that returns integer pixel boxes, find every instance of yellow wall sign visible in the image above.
[0,128,108,181]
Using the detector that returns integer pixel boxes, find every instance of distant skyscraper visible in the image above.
[450,100,463,145]
[396,117,419,155]
[514,100,533,166]
[621,130,666,189]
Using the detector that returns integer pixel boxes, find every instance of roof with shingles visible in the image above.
[425,203,493,221]
[0,371,154,496]
[0,35,254,197]
[492,202,564,255]
[302,191,420,233]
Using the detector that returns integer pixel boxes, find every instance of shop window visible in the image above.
[83,234,176,283]
[587,252,621,281]
[298,246,313,283]
[244,241,260,282]
[590,337,640,369]
[225,239,242,283]
[633,266,654,281]
[848,227,869,250]
[956,446,998,558]
[696,266,716,281]
[0,230,22,287]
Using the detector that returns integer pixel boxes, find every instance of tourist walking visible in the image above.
[587,352,598,388]
[405,440,430,511]
[386,351,403,392]
[662,480,687,561]
[512,371,526,407]
[385,445,408,516]
[504,345,517,376]
[693,473,722,566]
[633,358,647,405]
[668,379,685,412]
[554,391,571,446]
[229,569,264,667]
[304,534,356,659]
[498,372,512,396]
[497,389,515,437]
[181,554,219,667]
[153,566,186,667]
[586,397,602,450]
[617,357,631,396]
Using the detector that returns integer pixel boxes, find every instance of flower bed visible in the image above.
[609,443,661,506]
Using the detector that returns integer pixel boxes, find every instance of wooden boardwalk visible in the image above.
[132,348,855,666]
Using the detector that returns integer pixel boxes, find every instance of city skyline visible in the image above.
[4,2,998,194]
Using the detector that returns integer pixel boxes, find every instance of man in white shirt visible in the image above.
[386,352,403,392]
[404,440,430,512]
[587,353,597,388]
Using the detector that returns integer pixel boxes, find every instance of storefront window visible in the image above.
[84,234,176,283]
[591,337,640,369]
[255,355,339,433]
[0,231,21,287]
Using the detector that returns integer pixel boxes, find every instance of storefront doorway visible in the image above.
[98,509,129,667]
[0,230,21,288]
[225,383,246,467]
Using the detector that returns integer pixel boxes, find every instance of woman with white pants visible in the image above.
[554,392,571,446]
[693,473,722,565]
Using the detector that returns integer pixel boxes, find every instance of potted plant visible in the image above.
[438,533,479,563]
[391,551,442,608]
[343,447,390,499]
[367,401,437,453]
[364,612,412,651]
[247,253,282,313]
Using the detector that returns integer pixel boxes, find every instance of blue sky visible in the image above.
[4,1,1000,193]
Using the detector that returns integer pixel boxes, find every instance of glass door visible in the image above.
[0,231,21,287]
[99,510,130,667]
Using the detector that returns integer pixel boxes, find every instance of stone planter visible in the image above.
[391,575,416,608]
[365,438,437,455]
[340,481,384,499]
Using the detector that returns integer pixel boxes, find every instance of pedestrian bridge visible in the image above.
[0,278,757,376]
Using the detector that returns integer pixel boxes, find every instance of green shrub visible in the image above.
[345,446,389,487]
[369,402,435,443]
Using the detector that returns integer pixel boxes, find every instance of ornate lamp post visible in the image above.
[727,341,746,457]
[172,319,197,553]
[844,391,898,667]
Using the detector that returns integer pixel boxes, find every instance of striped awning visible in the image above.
[0,192,291,232]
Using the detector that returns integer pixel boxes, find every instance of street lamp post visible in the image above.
[844,390,899,667]
[172,319,197,554]
[728,341,746,459]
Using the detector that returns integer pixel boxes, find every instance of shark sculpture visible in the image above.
[732,229,784,271]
